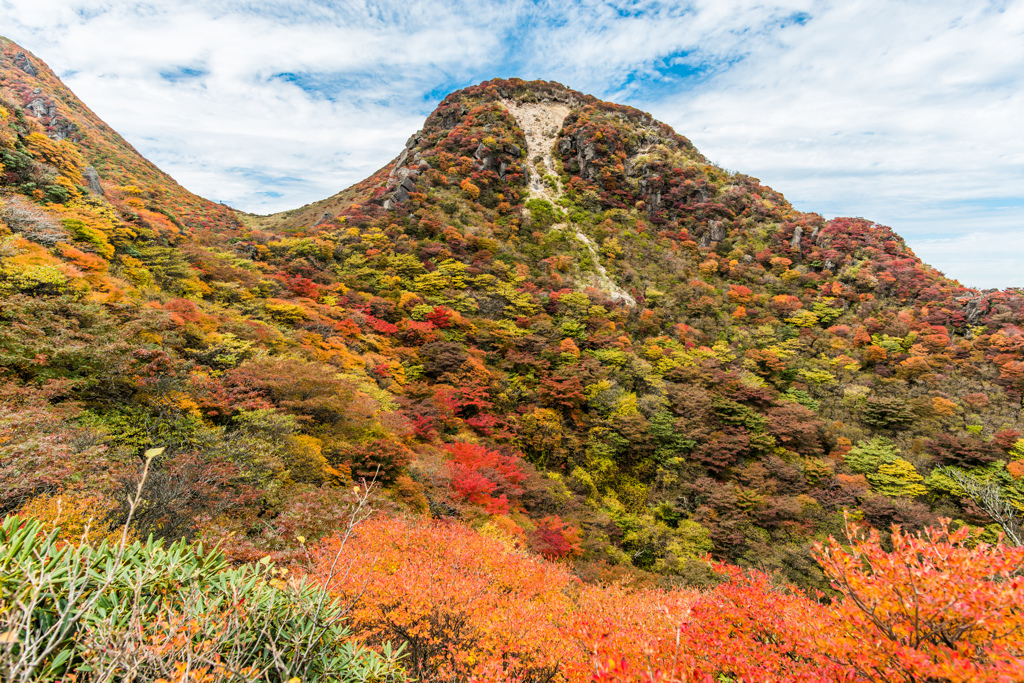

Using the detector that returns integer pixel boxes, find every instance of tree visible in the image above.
[937,467,1023,546]
[813,519,1024,682]
[445,441,526,514]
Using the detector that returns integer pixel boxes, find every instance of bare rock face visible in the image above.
[82,167,104,195]
[48,117,76,141]
[958,295,989,326]
[26,98,53,118]
[14,51,37,77]
[502,99,570,202]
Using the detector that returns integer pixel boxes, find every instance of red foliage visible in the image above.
[425,306,454,328]
[445,442,526,514]
[529,514,582,559]
[341,439,413,485]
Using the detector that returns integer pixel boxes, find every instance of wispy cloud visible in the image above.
[1,0,1022,287]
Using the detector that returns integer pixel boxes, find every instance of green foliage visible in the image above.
[781,388,820,412]
[845,438,925,498]
[0,516,406,681]
[525,199,562,230]
[861,396,916,429]
[869,458,927,498]
[845,438,901,475]
[62,218,114,259]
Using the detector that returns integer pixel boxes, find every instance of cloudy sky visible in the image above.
[2,0,1022,288]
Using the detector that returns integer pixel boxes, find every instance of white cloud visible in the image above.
[1,0,1022,287]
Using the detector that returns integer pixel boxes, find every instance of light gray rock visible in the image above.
[959,296,988,326]
[82,167,104,195]
[14,52,37,77]
[26,98,52,118]
[394,149,409,171]
[790,225,803,250]
[710,221,726,242]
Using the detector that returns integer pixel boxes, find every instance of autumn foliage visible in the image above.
[308,515,1024,682]
[813,520,1024,682]
[6,42,1024,683]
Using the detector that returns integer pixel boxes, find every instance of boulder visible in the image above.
[26,98,52,118]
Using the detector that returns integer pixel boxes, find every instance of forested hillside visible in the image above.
[2,39,1023,682]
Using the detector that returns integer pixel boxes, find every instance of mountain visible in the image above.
[2,40,1023,592]
[0,37,239,233]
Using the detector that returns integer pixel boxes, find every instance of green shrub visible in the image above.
[0,516,406,681]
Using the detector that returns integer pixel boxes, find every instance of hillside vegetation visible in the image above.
[2,40,1023,681]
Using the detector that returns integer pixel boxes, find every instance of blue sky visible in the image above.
[2,0,1023,288]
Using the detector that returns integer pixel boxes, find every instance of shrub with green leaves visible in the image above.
[0,516,406,682]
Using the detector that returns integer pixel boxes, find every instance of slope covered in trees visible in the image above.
[2,36,1024,612]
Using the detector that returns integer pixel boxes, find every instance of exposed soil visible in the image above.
[502,100,570,203]
[502,99,636,306]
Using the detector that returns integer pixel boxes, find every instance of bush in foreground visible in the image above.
[0,516,404,682]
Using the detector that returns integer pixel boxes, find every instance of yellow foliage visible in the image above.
[931,396,958,417]
[786,309,820,328]
[24,132,85,186]
[698,259,718,276]
[20,492,125,546]
[284,434,332,484]
[460,178,481,199]
[265,300,309,323]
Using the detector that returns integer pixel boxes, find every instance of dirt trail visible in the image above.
[502,99,636,307]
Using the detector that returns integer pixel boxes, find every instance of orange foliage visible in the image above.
[311,517,574,682]
[813,519,1024,682]
[310,518,853,682]
[19,491,124,545]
